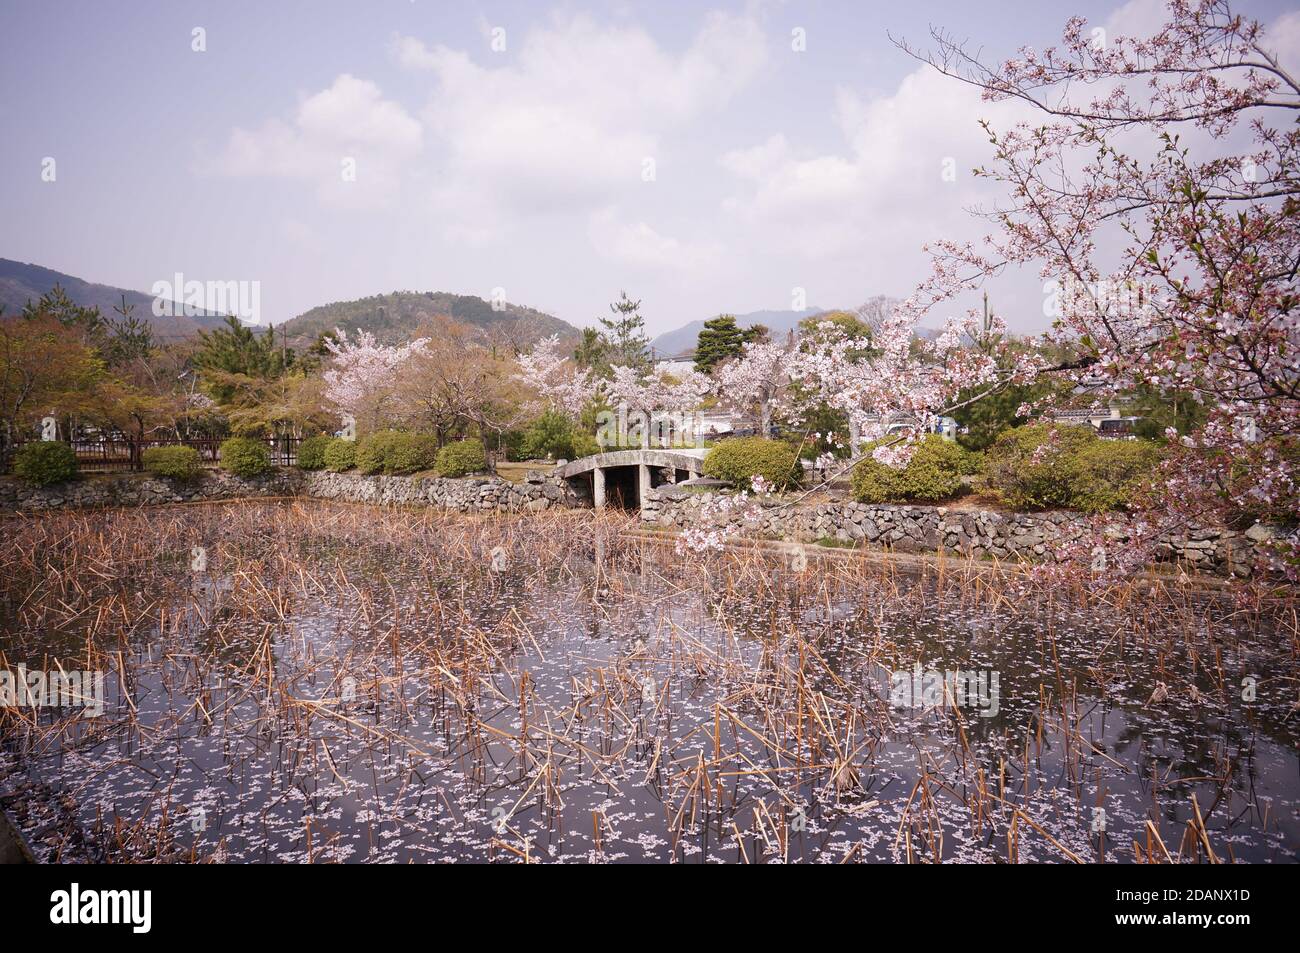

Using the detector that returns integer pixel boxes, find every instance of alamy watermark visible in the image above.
[1,664,105,717]
[889,662,1000,717]
[596,404,706,449]
[151,272,261,325]
[50,883,151,933]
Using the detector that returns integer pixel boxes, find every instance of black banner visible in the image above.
[3,863,1277,940]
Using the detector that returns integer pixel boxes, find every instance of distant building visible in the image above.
[1043,405,1121,429]
[654,359,697,378]
[697,413,737,438]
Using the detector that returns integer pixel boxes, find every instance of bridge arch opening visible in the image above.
[558,450,708,512]
[601,466,641,510]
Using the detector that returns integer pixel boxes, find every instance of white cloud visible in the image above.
[587,207,722,272]
[1102,0,1173,40]
[712,0,1300,324]
[202,74,422,209]
[396,12,767,241]
[718,65,1034,263]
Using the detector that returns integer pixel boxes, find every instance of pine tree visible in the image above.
[694,314,746,373]
[192,316,294,404]
[22,284,109,351]
[573,327,608,375]
[104,295,154,366]
[598,292,649,369]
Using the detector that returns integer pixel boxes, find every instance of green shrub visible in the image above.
[323,438,356,472]
[383,432,439,474]
[956,447,984,476]
[354,431,439,475]
[142,445,202,481]
[982,423,1159,512]
[703,437,800,490]
[12,441,78,486]
[219,436,271,478]
[296,435,332,471]
[520,411,576,460]
[435,439,487,478]
[354,431,399,475]
[570,432,602,459]
[982,424,1092,509]
[499,428,528,462]
[515,412,602,461]
[851,435,967,504]
[1062,439,1161,513]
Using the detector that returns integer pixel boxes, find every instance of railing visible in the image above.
[0,436,302,474]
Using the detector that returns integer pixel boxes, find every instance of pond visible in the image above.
[0,501,1295,863]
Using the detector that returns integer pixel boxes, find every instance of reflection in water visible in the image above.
[0,502,1295,863]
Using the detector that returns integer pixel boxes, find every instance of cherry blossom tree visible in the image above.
[792,309,1034,469]
[605,363,712,448]
[893,0,1300,573]
[514,334,600,418]
[517,337,712,450]
[322,328,428,432]
[715,338,800,436]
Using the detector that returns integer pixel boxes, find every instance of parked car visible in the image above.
[715,424,783,441]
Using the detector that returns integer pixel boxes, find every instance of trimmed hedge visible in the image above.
[12,441,78,486]
[355,430,439,475]
[219,437,271,478]
[142,445,202,481]
[435,439,487,478]
[1063,439,1162,513]
[296,435,333,471]
[703,437,800,490]
[851,435,968,504]
[385,433,439,475]
[982,423,1159,512]
[323,438,356,472]
[355,432,397,475]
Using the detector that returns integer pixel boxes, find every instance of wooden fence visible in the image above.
[0,436,302,474]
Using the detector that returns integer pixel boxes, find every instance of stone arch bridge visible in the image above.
[557,448,708,511]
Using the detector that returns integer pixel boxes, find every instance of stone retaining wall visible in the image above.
[642,486,1273,576]
[0,468,588,515]
[301,470,588,512]
[0,469,304,510]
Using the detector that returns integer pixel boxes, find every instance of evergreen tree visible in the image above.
[299,329,341,374]
[598,291,649,369]
[573,327,609,374]
[694,314,746,373]
[192,315,295,404]
[104,295,154,366]
[22,284,109,351]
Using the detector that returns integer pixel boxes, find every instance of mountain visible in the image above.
[0,258,228,340]
[280,290,581,352]
[650,308,831,358]
[0,260,581,353]
[650,298,949,357]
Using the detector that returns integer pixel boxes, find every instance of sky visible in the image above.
[2,0,1297,338]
